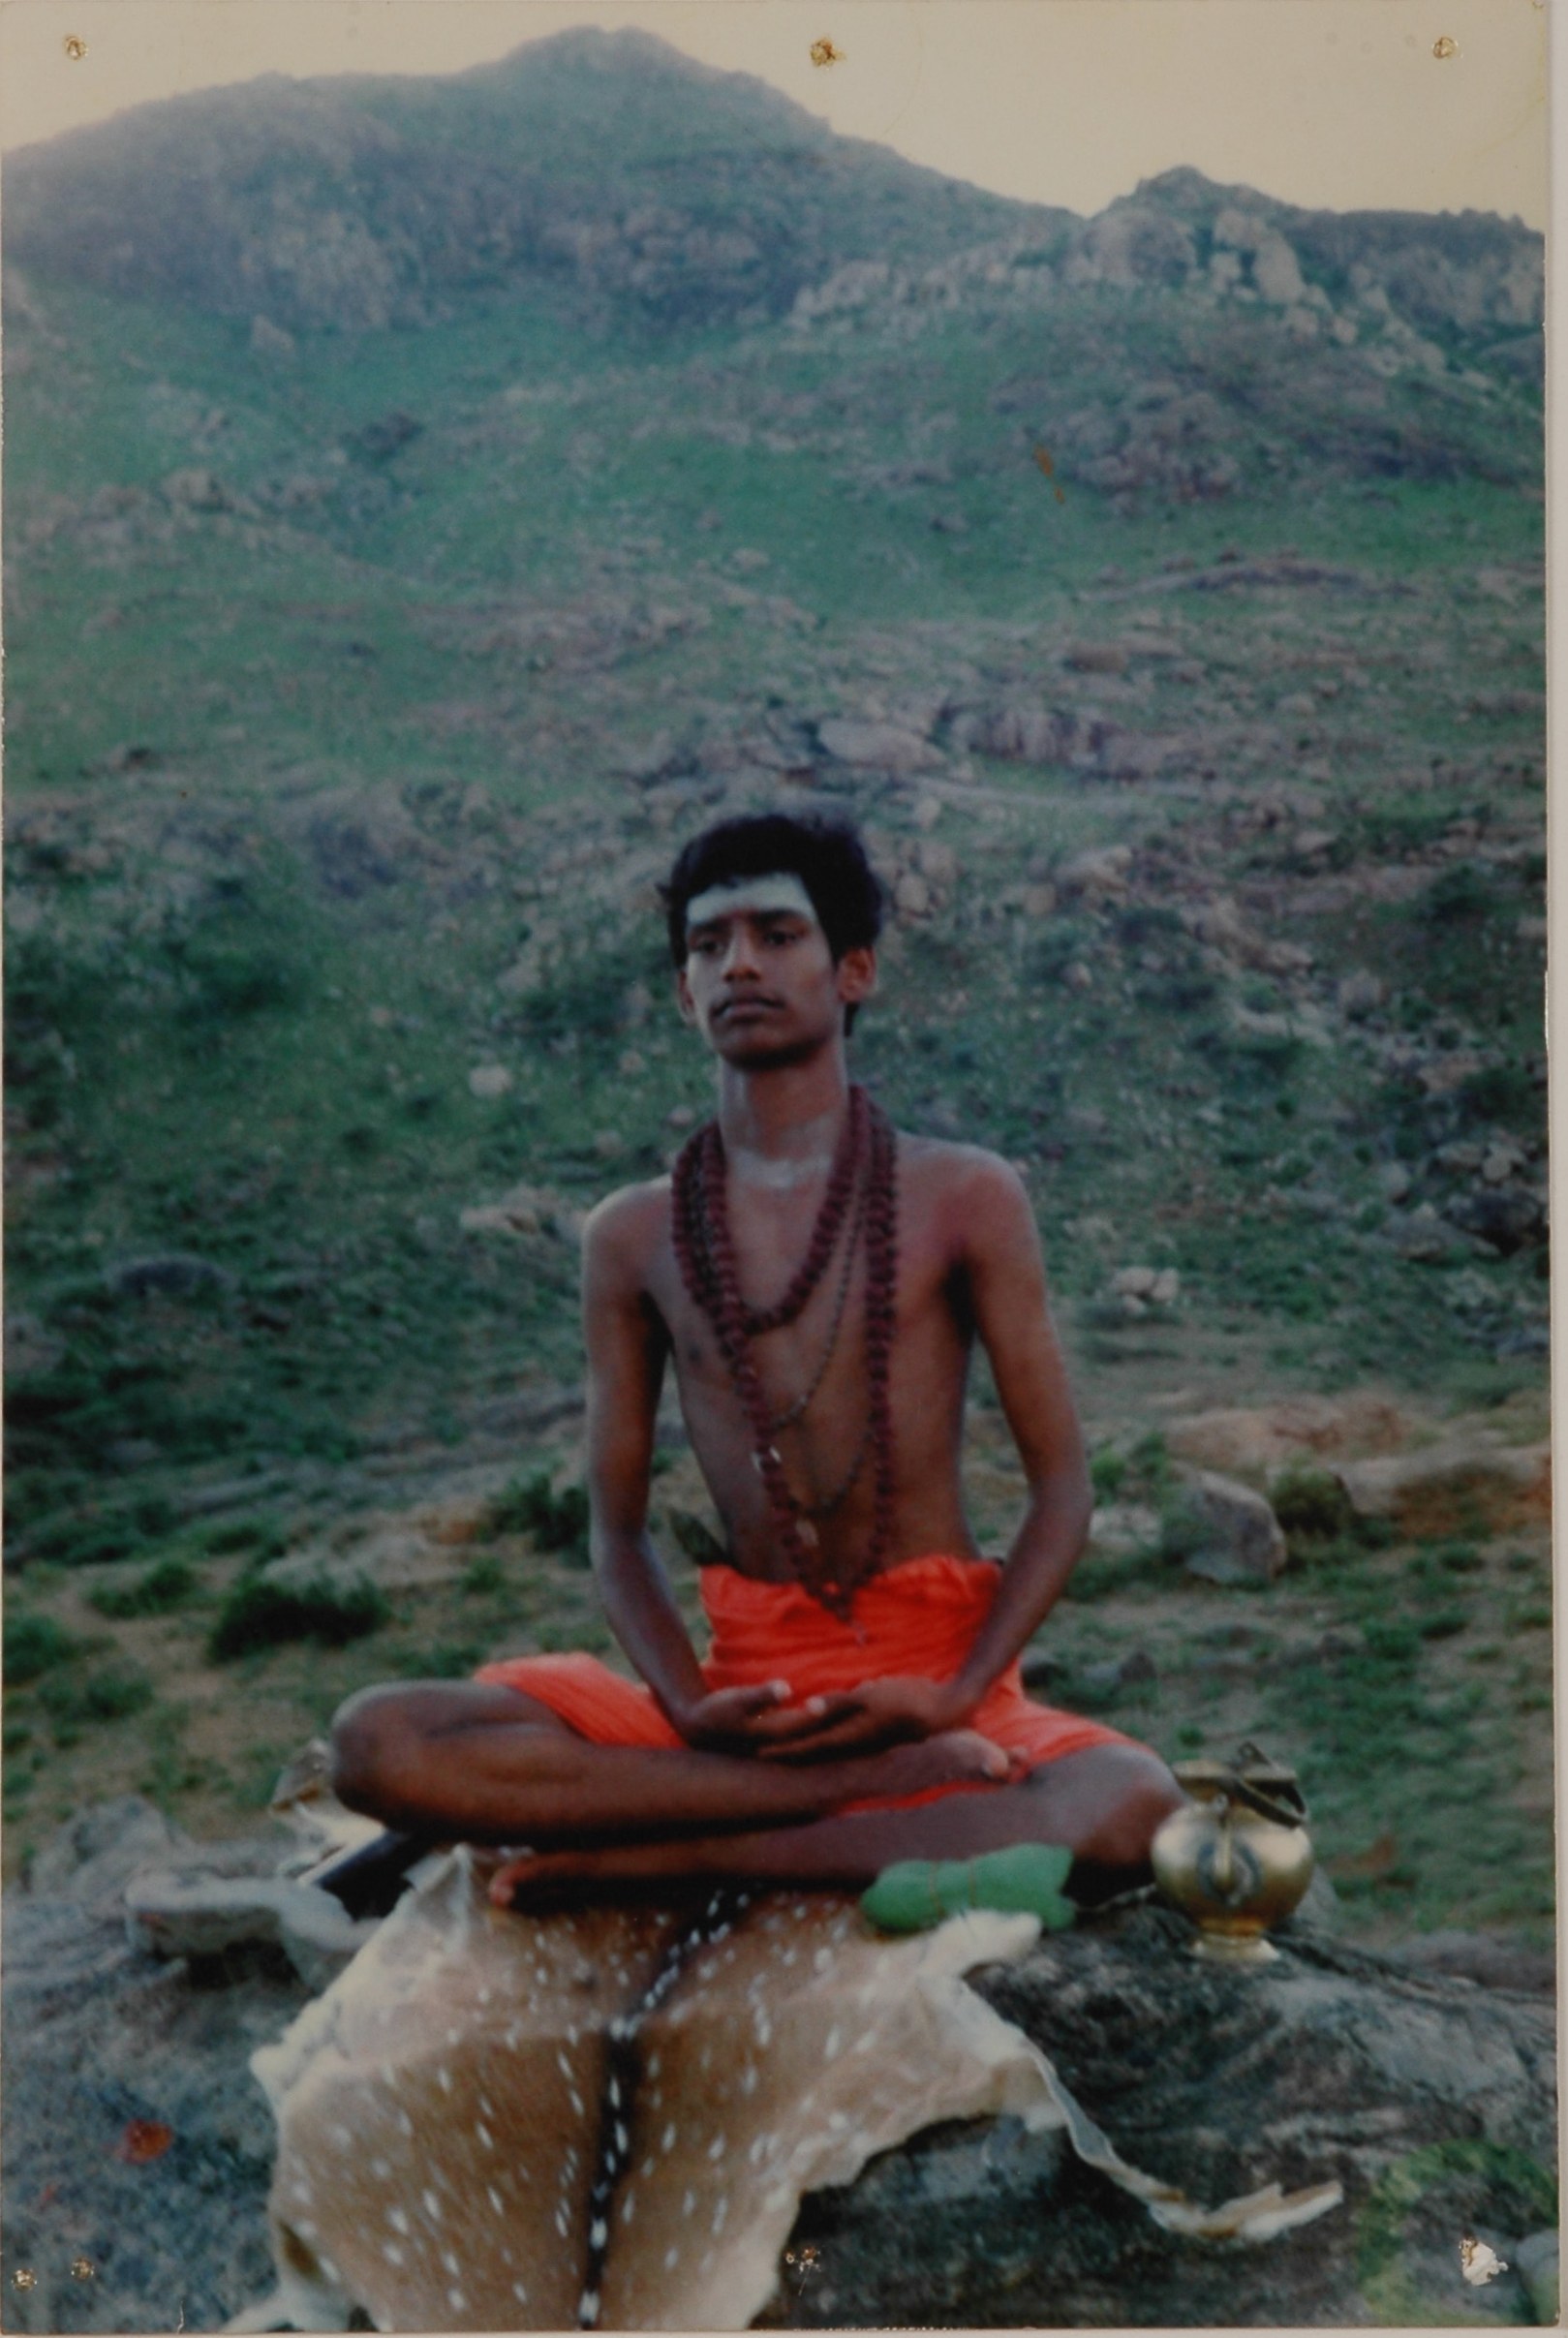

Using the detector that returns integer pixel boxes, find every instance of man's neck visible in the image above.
[715,1054,852,1188]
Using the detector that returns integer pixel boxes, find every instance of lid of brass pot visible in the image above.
[1173,1740,1307,1827]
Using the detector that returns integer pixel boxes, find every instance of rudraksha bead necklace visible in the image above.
[671,1086,899,1615]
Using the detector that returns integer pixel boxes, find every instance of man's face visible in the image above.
[676,877,875,1067]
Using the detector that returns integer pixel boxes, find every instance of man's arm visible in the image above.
[939,1154,1092,1716]
[582,1189,711,1728]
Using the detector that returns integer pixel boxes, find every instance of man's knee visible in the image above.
[1090,1749,1184,1867]
[1030,1743,1183,1869]
[329,1682,460,1817]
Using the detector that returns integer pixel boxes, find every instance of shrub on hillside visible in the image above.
[482,1471,592,1566]
[5,1612,77,1684]
[89,1555,202,1618]
[1270,1465,1357,1550]
[209,1574,390,1661]
[39,1665,155,1730]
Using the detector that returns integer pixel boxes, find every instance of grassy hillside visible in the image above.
[1,35,1548,1923]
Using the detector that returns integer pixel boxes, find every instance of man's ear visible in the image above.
[675,968,698,1026]
[836,944,877,1009]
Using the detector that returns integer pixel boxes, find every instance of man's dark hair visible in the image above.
[661,812,885,969]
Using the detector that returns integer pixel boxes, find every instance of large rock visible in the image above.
[1334,1437,1551,1538]
[1,1806,1555,2336]
[815,719,940,774]
[770,1906,1556,2328]
[1167,1395,1413,1479]
[1169,1468,1288,1585]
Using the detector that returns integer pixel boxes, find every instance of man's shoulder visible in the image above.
[583,1175,672,1269]
[894,1129,1027,1206]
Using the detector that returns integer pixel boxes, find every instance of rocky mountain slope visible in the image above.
[0,31,1547,1913]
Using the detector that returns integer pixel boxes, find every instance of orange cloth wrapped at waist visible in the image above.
[475,1553,1130,1804]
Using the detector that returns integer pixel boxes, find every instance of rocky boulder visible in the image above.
[1,1806,1555,2334]
[1334,1436,1551,1539]
[1166,1468,1288,1585]
[771,1905,1556,2328]
[1167,1394,1413,1478]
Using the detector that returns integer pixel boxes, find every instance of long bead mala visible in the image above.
[670,1086,899,1617]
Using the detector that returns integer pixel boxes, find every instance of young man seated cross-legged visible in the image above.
[330,812,1183,1911]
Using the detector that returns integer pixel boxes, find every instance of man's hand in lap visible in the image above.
[753,1675,973,1761]
[673,1680,861,1756]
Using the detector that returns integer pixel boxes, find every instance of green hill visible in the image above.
[0,30,1548,1912]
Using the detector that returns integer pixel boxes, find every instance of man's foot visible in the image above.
[861,1727,1017,1797]
[487,1729,1016,1909]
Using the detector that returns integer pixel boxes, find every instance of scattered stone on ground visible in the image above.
[1169,1467,1288,1585]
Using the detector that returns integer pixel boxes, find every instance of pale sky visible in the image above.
[0,0,1549,228]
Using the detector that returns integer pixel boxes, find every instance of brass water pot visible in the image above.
[1152,1744,1313,1966]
